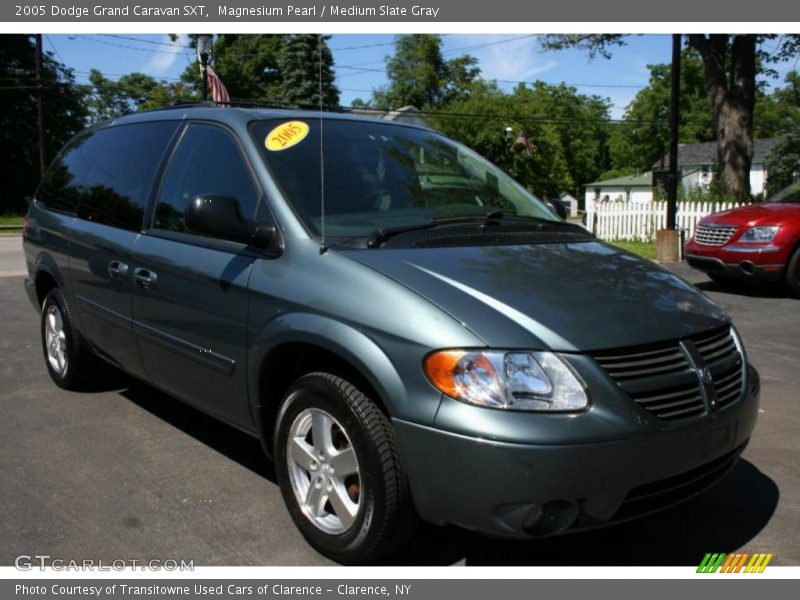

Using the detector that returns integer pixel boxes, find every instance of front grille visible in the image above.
[591,326,745,422]
[714,365,744,408]
[633,382,706,420]
[694,223,738,246]
[592,343,690,381]
[692,327,738,364]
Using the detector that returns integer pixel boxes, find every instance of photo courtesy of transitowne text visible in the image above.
[0,0,799,597]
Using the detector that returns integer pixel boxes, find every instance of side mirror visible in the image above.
[545,199,568,220]
[185,195,275,249]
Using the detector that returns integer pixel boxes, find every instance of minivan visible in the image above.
[23,106,760,564]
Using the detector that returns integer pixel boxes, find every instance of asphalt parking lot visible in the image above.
[1,233,798,566]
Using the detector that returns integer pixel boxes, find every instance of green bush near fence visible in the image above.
[654,181,757,204]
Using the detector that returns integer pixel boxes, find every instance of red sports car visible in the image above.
[686,181,800,296]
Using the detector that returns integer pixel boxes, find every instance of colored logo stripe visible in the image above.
[697,552,773,573]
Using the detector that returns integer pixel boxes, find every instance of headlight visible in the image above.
[424,350,588,411]
[738,226,779,243]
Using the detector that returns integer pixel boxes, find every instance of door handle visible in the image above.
[133,267,158,289]
[107,260,129,281]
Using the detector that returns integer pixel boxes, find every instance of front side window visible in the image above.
[251,118,557,238]
[154,124,259,235]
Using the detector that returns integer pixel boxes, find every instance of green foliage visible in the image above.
[766,126,800,196]
[0,35,87,214]
[609,49,714,173]
[179,34,285,102]
[85,69,195,122]
[429,83,611,199]
[278,35,339,109]
[756,71,800,138]
[371,35,480,109]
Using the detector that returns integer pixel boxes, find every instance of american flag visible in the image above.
[205,65,230,106]
[513,130,534,157]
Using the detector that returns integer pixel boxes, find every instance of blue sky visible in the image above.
[45,34,794,119]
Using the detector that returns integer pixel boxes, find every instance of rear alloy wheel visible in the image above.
[40,288,96,390]
[274,372,417,564]
[786,248,800,298]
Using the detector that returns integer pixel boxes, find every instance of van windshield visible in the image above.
[251,118,558,238]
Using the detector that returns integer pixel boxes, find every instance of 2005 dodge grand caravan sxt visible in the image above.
[24,106,759,564]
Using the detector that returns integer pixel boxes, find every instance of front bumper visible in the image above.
[394,366,760,538]
[685,254,784,282]
[685,238,787,282]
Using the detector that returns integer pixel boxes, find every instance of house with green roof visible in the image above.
[583,171,654,208]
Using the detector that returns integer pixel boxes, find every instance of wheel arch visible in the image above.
[248,313,408,458]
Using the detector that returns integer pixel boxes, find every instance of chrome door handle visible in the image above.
[133,267,157,289]
[107,260,129,281]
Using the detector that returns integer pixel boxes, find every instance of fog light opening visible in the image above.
[740,261,756,275]
[522,500,578,536]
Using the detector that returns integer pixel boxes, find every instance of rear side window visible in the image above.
[154,124,259,235]
[78,121,179,231]
[37,133,99,214]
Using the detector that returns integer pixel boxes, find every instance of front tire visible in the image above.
[274,372,416,564]
[785,248,800,298]
[41,288,96,390]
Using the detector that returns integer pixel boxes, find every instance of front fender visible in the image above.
[248,311,409,412]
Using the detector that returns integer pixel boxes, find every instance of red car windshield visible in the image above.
[769,181,800,203]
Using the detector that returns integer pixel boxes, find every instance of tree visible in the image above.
[756,70,800,137]
[372,35,480,109]
[85,69,194,122]
[543,34,800,201]
[608,49,714,173]
[429,83,608,199]
[179,34,286,102]
[766,126,800,195]
[278,34,339,108]
[0,35,87,214]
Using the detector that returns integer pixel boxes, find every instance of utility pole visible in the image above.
[667,33,681,230]
[655,33,682,262]
[35,34,46,178]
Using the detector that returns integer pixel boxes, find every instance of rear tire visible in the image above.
[785,248,800,298]
[41,288,97,390]
[274,372,417,564]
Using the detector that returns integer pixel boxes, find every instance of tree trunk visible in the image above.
[688,34,756,201]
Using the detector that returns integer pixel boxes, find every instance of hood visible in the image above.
[705,202,800,226]
[342,241,729,352]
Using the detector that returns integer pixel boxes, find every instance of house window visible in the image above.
[701,164,711,177]
[625,188,631,202]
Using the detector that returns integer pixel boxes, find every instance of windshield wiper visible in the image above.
[366,211,560,248]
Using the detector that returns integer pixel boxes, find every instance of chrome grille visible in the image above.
[592,326,745,422]
[592,344,689,381]
[692,327,739,365]
[694,223,738,246]
[632,382,706,420]
[713,365,745,408]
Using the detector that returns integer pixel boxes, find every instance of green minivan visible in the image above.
[24,106,759,563]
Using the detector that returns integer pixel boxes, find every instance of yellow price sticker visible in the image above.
[265,121,310,151]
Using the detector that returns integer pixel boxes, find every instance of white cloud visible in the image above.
[141,35,186,76]
[451,35,558,84]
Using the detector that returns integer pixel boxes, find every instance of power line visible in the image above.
[100,34,192,49]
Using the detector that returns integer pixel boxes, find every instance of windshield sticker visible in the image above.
[266,121,310,151]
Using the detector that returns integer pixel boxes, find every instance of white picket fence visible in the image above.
[585,201,744,242]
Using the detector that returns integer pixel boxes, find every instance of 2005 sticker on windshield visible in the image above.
[266,121,310,151]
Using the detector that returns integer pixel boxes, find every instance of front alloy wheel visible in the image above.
[286,408,361,534]
[274,372,417,564]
